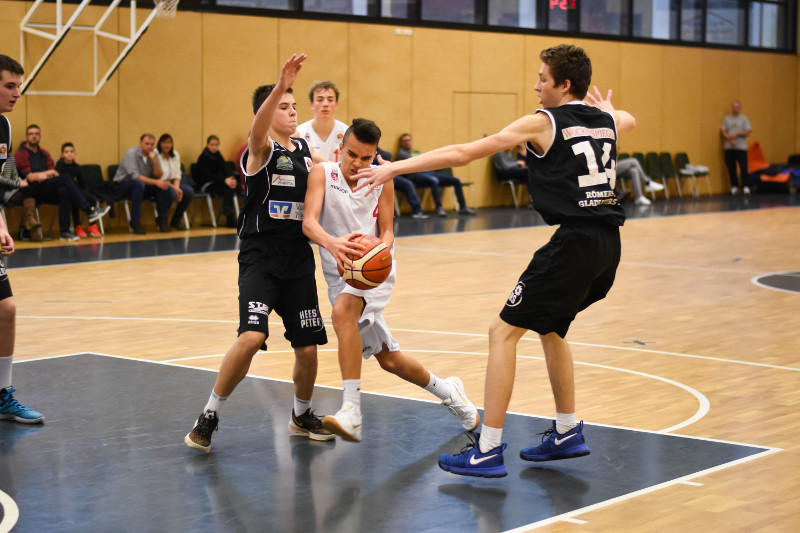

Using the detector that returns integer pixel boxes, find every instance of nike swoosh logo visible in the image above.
[554,433,576,446]
[469,453,498,465]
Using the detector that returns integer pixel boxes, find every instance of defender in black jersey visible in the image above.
[185,54,333,452]
[356,44,636,477]
[0,55,45,423]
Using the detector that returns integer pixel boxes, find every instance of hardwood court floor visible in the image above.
[5,200,800,532]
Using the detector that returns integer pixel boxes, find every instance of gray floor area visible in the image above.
[1,355,768,532]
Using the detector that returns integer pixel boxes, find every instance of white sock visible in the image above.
[0,355,12,390]
[478,424,503,454]
[423,372,451,401]
[343,379,361,412]
[204,390,227,415]
[294,396,311,416]
[555,412,577,434]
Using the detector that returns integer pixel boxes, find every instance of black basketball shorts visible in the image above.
[0,256,11,302]
[499,221,621,338]
[238,262,328,350]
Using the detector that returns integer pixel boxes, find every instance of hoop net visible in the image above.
[155,0,180,18]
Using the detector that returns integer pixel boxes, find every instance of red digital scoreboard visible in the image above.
[551,0,577,10]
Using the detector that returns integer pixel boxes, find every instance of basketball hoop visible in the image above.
[155,0,180,18]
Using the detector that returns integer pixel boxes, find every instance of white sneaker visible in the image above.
[731,186,740,195]
[322,402,362,442]
[634,196,652,206]
[743,186,751,196]
[645,181,664,192]
[442,377,480,431]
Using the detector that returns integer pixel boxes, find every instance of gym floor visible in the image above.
[1,192,798,532]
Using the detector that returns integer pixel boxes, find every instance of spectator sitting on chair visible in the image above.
[56,142,102,238]
[14,124,109,241]
[113,133,167,234]
[395,133,476,217]
[493,145,534,208]
[194,135,239,228]
[616,156,664,206]
[155,133,194,231]
[375,147,428,219]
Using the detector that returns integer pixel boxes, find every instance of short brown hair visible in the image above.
[308,80,340,103]
[252,85,293,115]
[0,55,24,78]
[539,44,592,100]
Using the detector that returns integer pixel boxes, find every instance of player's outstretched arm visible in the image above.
[302,165,365,270]
[249,53,307,168]
[354,119,541,195]
[585,86,636,133]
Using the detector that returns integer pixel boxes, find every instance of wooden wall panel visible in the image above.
[409,28,471,156]
[346,23,413,150]
[618,43,664,152]
[701,49,740,191]
[116,10,203,164]
[200,15,279,162]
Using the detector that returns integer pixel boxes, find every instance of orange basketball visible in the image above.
[337,234,392,289]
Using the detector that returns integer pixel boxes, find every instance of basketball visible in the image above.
[337,234,392,289]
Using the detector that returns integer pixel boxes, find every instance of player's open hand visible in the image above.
[353,163,395,195]
[585,86,616,113]
[278,53,308,90]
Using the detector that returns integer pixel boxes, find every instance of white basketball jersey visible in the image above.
[297,120,348,162]
[318,161,392,284]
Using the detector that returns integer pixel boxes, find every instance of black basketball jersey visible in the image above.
[525,102,625,227]
[238,137,314,240]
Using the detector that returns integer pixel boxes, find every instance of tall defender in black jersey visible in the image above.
[0,54,45,423]
[185,54,333,453]
[356,44,636,477]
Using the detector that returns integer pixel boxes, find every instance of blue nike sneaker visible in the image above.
[519,420,590,461]
[0,387,45,424]
[438,433,508,478]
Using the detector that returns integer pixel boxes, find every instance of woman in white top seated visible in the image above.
[155,133,195,231]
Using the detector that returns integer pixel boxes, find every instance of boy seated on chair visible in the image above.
[56,142,102,238]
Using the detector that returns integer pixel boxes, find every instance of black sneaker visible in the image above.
[185,410,219,452]
[86,205,111,223]
[289,408,335,441]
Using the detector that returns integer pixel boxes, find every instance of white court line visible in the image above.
[514,355,710,434]
[751,271,800,294]
[18,316,800,372]
[0,490,19,533]
[19,352,776,449]
[503,447,780,532]
[15,352,782,533]
[164,347,709,433]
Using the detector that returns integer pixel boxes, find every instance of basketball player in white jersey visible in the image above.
[356,44,636,476]
[302,118,479,442]
[296,80,348,162]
